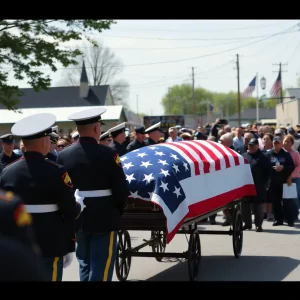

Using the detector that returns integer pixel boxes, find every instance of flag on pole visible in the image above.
[270,70,282,97]
[242,76,256,98]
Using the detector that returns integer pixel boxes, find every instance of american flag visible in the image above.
[242,76,256,98]
[121,140,256,243]
[270,70,282,97]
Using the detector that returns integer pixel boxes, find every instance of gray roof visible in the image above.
[0,85,110,109]
[287,88,300,100]
[80,61,88,83]
[124,108,142,126]
[229,108,275,120]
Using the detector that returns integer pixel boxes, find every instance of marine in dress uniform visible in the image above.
[0,113,77,281]
[108,122,127,156]
[56,107,129,282]
[0,189,39,252]
[0,134,21,169]
[144,122,164,145]
[126,126,147,152]
[46,132,59,162]
[0,189,48,281]
[99,131,112,146]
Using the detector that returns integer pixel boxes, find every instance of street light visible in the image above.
[260,77,266,90]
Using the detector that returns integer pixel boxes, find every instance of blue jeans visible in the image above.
[76,232,117,282]
[292,178,300,217]
[41,257,63,281]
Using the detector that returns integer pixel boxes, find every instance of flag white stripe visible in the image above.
[158,143,197,176]
[173,142,206,174]
[194,140,229,170]
[187,141,217,172]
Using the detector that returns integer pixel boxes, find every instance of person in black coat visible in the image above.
[265,136,295,226]
[0,113,77,281]
[126,126,147,152]
[0,189,48,281]
[241,138,273,232]
[57,107,128,282]
[46,132,59,162]
[108,122,127,157]
[0,134,21,169]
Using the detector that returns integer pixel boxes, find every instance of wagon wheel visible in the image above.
[115,230,132,281]
[151,230,166,262]
[187,229,201,281]
[232,208,243,258]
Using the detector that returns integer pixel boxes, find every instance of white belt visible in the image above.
[77,189,112,197]
[25,204,59,213]
[75,189,112,213]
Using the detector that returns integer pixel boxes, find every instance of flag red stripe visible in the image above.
[183,142,210,173]
[166,184,257,243]
[190,140,221,171]
[205,141,231,168]
[167,143,200,175]
[225,146,240,166]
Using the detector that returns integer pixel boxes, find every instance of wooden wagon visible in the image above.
[115,140,256,281]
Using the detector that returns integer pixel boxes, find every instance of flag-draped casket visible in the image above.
[120,140,256,243]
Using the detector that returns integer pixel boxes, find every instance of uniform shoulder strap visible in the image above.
[45,158,60,167]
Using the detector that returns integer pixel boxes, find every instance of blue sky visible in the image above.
[7,20,300,116]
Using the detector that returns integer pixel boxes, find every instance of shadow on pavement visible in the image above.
[262,229,300,235]
[146,255,300,281]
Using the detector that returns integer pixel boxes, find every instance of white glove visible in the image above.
[74,189,86,212]
[63,252,74,268]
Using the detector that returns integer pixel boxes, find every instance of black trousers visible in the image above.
[269,184,294,224]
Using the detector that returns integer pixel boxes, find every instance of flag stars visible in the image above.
[143,173,155,184]
[140,161,153,168]
[159,181,169,192]
[155,151,165,156]
[173,186,182,198]
[130,190,139,198]
[160,169,170,177]
[126,173,136,184]
[123,162,134,170]
[120,156,128,162]
[137,152,147,158]
[172,164,180,173]
[183,162,189,171]
[158,159,168,166]
[170,153,179,160]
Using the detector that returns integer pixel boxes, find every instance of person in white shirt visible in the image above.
[166,127,182,142]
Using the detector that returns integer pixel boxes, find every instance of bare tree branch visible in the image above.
[59,40,129,106]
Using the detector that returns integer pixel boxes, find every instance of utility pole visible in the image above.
[256,72,259,123]
[136,94,139,117]
[192,67,196,127]
[272,62,288,109]
[168,87,171,114]
[236,54,241,127]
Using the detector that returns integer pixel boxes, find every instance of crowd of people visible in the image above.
[0,112,299,281]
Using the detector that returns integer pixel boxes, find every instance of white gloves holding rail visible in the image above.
[63,252,74,268]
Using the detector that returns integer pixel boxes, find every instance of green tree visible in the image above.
[161,84,213,115]
[0,19,115,110]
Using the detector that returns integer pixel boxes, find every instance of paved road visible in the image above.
[63,213,300,281]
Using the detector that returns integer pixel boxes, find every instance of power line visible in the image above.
[3,24,298,71]
[59,39,247,50]
[97,29,298,41]
[110,22,290,33]
[236,54,241,126]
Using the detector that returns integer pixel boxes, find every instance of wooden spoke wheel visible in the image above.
[232,208,243,258]
[151,230,166,262]
[115,230,132,281]
[187,229,201,281]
